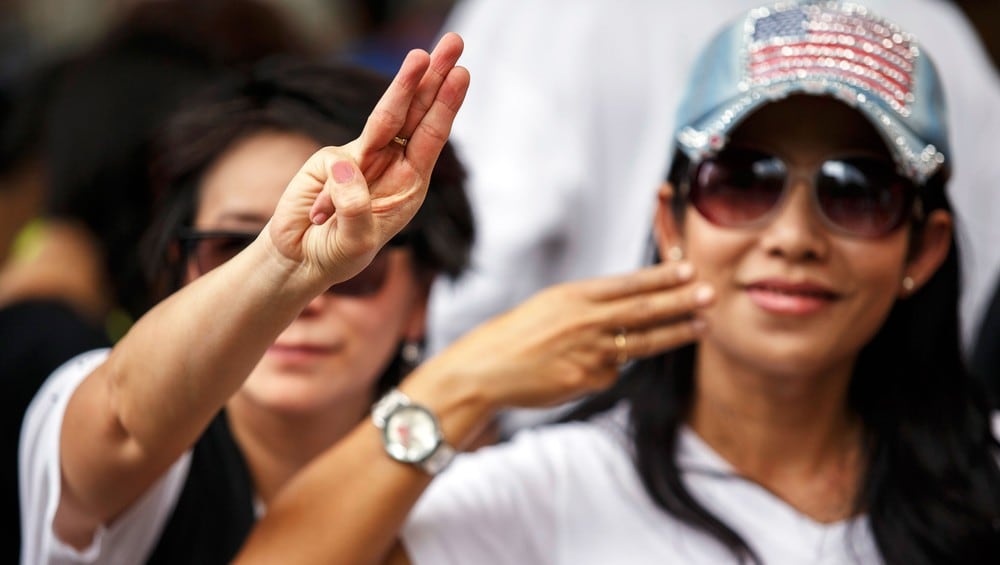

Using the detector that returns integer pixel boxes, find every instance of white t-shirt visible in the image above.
[18,349,191,565]
[402,409,881,565]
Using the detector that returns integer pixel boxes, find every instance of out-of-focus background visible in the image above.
[0,0,462,82]
[1,0,997,83]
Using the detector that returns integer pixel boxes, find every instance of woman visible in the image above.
[18,34,477,564]
[232,3,1000,565]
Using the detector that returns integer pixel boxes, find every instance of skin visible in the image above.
[189,130,428,502]
[655,95,953,522]
[231,97,952,565]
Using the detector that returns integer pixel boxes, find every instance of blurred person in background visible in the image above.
[18,36,471,564]
[0,56,113,563]
[1,0,307,560]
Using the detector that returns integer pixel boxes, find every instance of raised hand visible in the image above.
[267,32,469,290]
[410,261,715,418]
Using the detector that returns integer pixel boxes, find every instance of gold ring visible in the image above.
[613,330,629,365]
[392,136,409,148]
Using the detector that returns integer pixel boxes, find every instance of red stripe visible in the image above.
[750,47,911,94]
[751,66,903,103]
[751,42,912,81]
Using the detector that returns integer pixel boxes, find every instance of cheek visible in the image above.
[683,213,752,287]
[841,240,908,315]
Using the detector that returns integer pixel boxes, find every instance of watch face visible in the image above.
[383,405,441,463]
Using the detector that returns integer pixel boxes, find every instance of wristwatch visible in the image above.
[372,388,456,475]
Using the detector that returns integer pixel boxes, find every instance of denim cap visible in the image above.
[673,0,949,184]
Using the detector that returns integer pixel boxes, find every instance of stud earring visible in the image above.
[666,246,684,262]
[401,340,424,371]
[902,276,915,292]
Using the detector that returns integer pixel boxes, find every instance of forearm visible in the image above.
[62,234,322,514]
[235,362,494,565]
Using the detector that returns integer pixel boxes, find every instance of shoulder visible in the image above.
[21,347,111,435]
[19,348,192,565]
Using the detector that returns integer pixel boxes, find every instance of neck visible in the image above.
[689,343,865,522]
[226,390,371,505]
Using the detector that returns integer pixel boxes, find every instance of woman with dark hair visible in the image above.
[229,3,1000,565]
[19,34,474,564]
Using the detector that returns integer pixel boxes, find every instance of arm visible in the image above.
[234,260,714,564]
[51,33,470,548]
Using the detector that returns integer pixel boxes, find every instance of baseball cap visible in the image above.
[673,0,949,184]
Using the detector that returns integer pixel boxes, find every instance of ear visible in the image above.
[901,209,952,296]
[654,182,684,259]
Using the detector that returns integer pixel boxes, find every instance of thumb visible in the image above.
[323,159,376,257]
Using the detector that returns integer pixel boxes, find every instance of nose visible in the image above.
[757,176,830,262]
[299,291,332,318]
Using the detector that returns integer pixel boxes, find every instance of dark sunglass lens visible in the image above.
[691,150,785,227]
[327,253,391,297]
[816,159,912,237]
[194,235,255,274]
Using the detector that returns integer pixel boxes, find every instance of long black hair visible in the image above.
[568,149,1000,564]
[143,56,474,399]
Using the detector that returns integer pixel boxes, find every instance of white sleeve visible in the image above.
[19,349,192,565]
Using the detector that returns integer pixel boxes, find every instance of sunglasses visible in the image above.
[683,147,922,238]
[177,229,409,297]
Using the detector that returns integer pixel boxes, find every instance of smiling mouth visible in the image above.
[744,283,840,315]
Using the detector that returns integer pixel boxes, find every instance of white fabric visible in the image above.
[19,348,192,565]
[401,408,880,564]
[427,0,1000,431]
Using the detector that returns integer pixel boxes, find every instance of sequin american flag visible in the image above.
[746,3,917,115]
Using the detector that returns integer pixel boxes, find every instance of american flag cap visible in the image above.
[673,0,949,184]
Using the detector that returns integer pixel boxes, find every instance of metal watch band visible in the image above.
[372,388,457,475]
[371,388,409,429]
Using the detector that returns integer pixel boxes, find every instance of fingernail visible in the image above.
[332,161,354,183]
[311,212,329,225]
[694,284,714,304]
[675,262,694,280]
[691,318,707,333]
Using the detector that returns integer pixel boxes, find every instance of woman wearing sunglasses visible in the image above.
[231,3,1000,565]
[17,34,478,564]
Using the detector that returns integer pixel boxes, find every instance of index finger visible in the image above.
[581,261,696,302]
[396,32,467,139]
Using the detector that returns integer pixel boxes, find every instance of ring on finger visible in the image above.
[392,135,409,148]
[613,329,629,365]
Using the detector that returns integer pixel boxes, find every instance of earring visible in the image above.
[902,276,915,292]
[400,340,424,373]
[666,246,684,262]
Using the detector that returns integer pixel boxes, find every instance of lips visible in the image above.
[267,343,337,363]
[744,278,840,315]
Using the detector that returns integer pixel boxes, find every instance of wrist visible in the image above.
[398,364,497,453]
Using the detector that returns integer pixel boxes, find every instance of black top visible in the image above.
[146,412,257,564]
[0,299,110,562]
